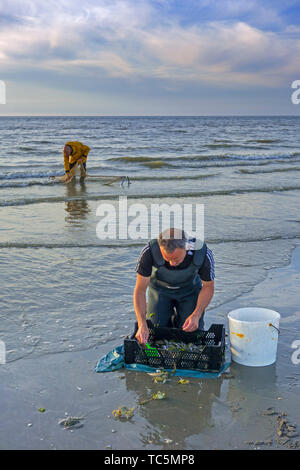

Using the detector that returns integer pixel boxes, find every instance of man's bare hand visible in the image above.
[182,313,200,332]
[135,323,149,345]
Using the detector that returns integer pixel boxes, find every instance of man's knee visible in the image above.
[147,289,174,327]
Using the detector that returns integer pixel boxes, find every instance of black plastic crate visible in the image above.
[124,320,225,372]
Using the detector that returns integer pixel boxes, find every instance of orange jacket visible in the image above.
[63,141,90,173]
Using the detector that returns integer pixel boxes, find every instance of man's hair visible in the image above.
[158,228,187,253]
[64,145,72,153]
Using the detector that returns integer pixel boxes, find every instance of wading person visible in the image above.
[133,228,215,345]
[63,141,90,182]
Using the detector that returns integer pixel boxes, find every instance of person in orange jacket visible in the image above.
[63,141,90,181]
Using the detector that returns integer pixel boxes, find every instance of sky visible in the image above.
[0,0,300,115]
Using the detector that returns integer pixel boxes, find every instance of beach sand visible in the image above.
[0,246,300,451]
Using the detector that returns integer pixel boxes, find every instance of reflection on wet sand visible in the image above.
[64,179,91,226]
[226,362,278,418]
[124,369,223,448]
[122,363,280,449]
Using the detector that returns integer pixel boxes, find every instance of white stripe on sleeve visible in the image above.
[206,248,215,280]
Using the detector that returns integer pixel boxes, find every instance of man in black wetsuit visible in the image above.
[133,228,215,345]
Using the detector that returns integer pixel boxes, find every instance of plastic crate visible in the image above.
[124,320,225,372]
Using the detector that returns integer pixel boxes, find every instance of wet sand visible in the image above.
[0,246,300,450]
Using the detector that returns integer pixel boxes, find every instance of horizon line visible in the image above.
[0,113,299,118]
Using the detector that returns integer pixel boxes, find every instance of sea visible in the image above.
[1,115,300,363]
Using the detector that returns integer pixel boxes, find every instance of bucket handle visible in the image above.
[269,323,280,334]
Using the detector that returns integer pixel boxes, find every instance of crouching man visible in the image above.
[133,228,215,345]
[63,141,90,182]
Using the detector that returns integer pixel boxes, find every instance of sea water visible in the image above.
[0,115,299,362]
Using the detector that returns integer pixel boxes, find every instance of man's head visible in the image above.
[63,145,72,156]
[158,228,187,267]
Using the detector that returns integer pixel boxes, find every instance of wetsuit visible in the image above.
[135,239,215,330]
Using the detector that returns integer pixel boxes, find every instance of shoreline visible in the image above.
[1,246,300,450]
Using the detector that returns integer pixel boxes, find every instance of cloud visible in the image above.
[0,0,299,91]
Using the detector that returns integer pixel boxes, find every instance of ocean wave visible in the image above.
[108,152,300,164]
[170,158,300,170]
[108,156,165,162]
[141,161,171,168]
[0,172,218,189]
[0,170,62,180]
[130,173,219,181]
[0,158,299,188]
[1,234,298,249]
[17,146,42,152]
[2,185,300,207]
[238,167,300,175]
[2,153,299,182]
[246,139,280,144]
[206,143,270,150]
[106,156,172,168]
[0,163,61,170]
[0,154,299,188]
[0,180,61,189]
[28,140,54,144]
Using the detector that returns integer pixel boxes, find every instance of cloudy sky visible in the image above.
[0,0,300,115]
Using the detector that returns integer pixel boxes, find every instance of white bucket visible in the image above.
[228,307,280,367]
